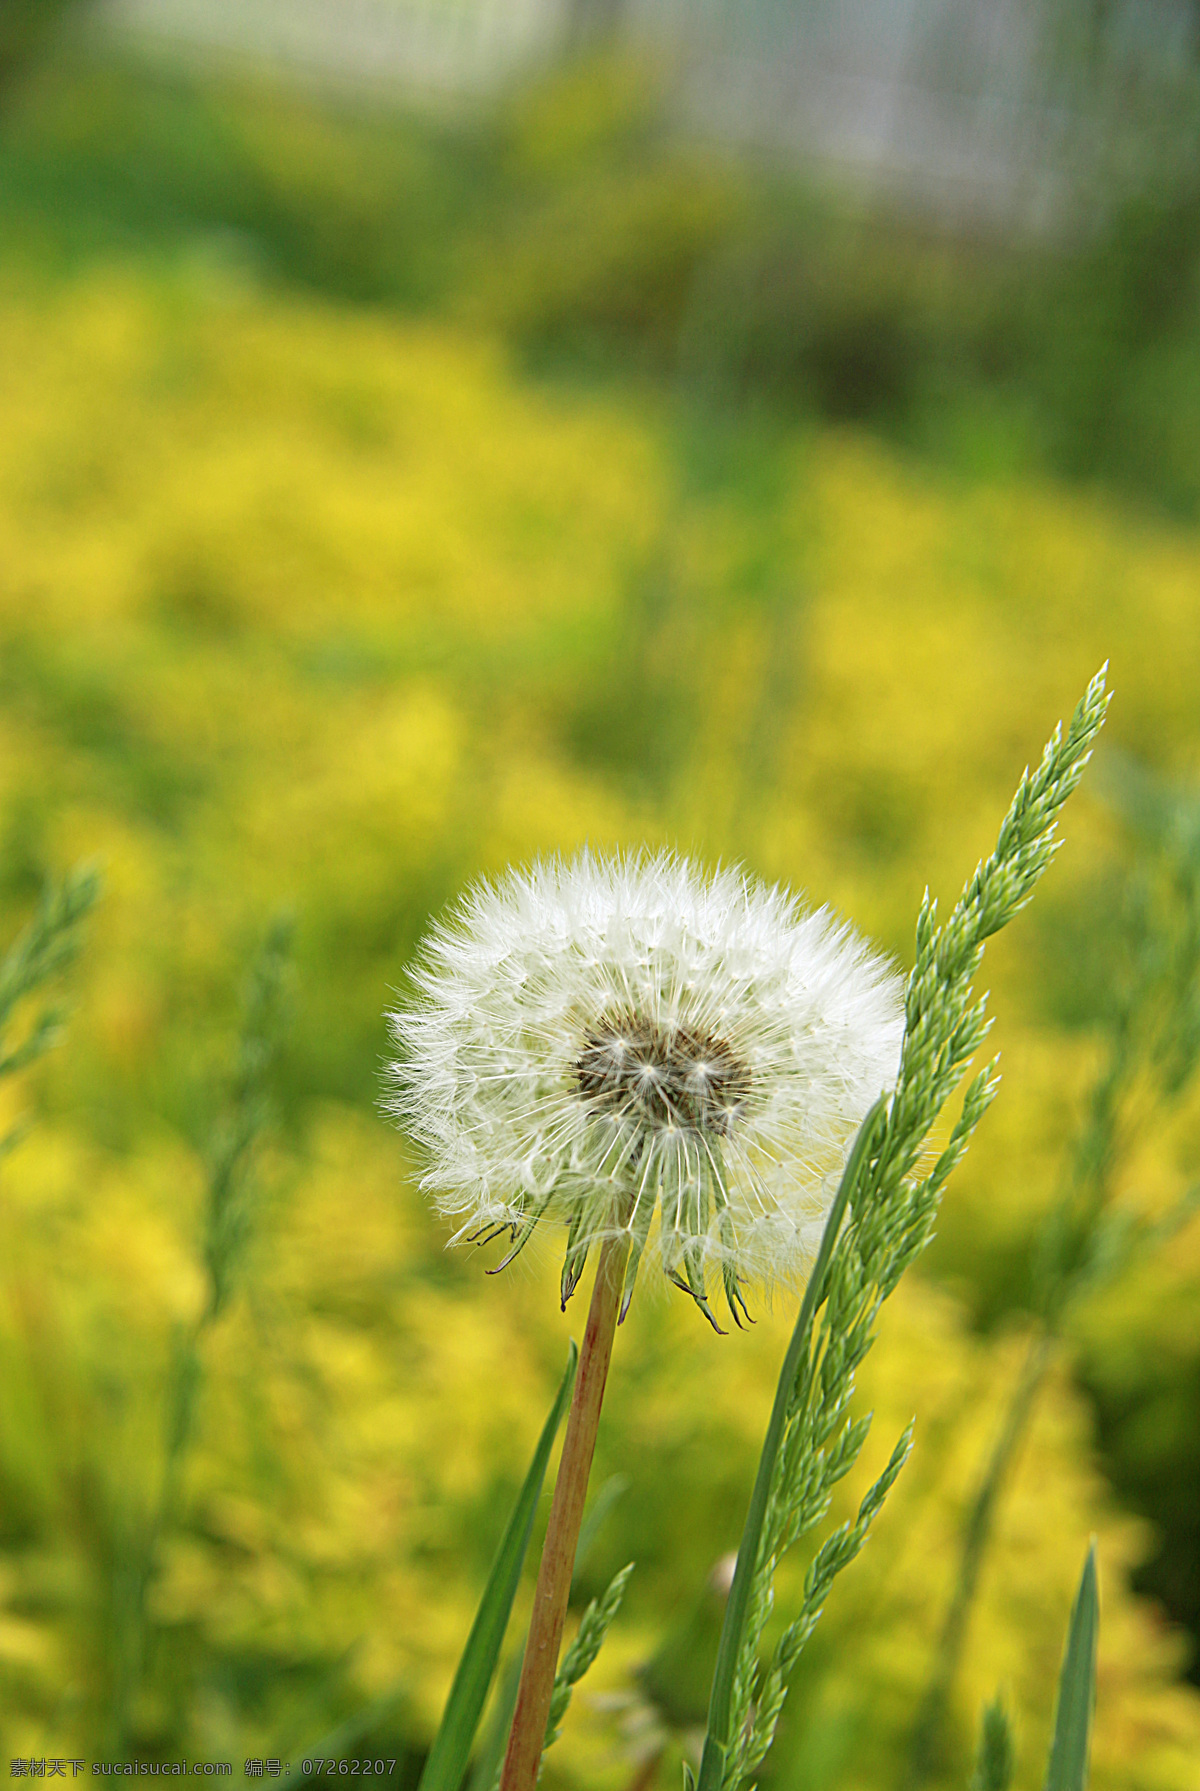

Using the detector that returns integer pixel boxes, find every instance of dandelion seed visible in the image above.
[386,851,903,1327]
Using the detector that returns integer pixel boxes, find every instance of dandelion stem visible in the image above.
[499,1224,632,1791]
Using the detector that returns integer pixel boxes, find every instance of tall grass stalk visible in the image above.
[0,864,100,1147]
[695,668,1111,1790]
[105,918,292,1752]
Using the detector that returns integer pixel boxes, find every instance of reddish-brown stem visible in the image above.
[499,1228,631,1791]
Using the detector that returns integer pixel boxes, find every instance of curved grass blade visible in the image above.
[575,1474,630,1570]
[418,1340,578,1791]
[1043,1541,1099,1791]
[465,1650,523,1791]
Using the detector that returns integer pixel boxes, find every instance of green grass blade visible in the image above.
[418,1340,578,1791]
[970,1696,1014,1791]
[574,1474,630,1578]
[464,1648,523,1791]
[1043,1541,1099,1791]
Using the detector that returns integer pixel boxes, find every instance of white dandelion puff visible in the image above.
[385,850,904,1330]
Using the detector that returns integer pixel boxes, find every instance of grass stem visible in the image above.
[696,1097,884,1791]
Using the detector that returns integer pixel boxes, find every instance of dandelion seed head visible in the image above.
[385,850,904,1326]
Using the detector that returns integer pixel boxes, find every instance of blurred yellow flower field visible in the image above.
[1,264,1199,1785]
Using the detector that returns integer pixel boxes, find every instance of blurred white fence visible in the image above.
[99,0,565,97]
[635,0,1064,223]
[96,0,1200,223]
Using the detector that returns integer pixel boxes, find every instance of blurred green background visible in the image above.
[2,4,1200,1786]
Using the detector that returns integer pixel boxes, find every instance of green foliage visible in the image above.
[0,0,84,100]
[0,51,494,305]
[1029,760,1200,1324]
[7,49,1200,518]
